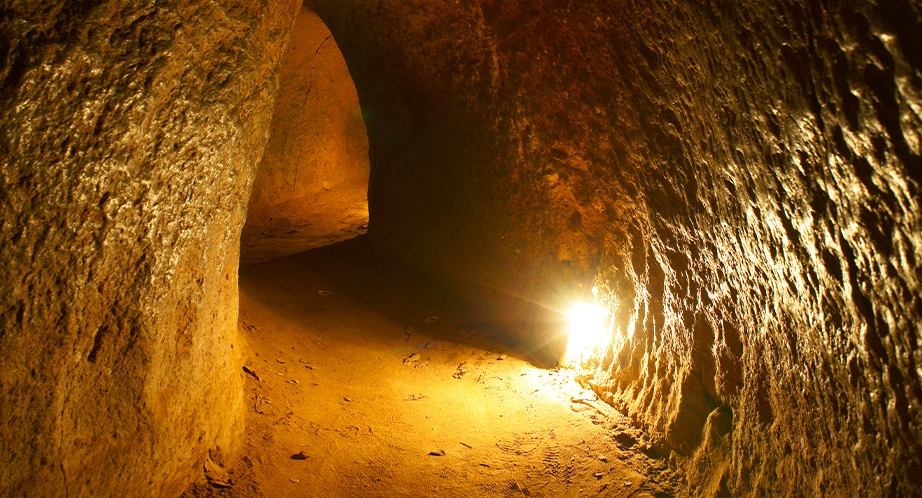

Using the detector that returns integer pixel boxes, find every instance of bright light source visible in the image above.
[561,302,608,367]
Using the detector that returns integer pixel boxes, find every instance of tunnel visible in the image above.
[1,1,920,497]
[241,6,370,265]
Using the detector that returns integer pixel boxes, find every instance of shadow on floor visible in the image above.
[240,235,556,368]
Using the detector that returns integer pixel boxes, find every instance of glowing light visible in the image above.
[562,301,608,367]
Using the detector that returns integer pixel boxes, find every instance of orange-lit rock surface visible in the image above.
[241,7,369,264]
[1,0,919,496]
[310,0,922,495]
[0,1,299,495]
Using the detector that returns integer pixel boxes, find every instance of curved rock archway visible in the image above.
[242,6,369,264]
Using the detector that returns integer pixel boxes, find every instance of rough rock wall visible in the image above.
[0,0,298,496]
[581,3,922,496]
[242,6,369,264]
[309,0,921,495]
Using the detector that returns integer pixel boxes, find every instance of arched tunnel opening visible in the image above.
[233,7,607,495]
[241,6,370,265]
[1,1,921,497]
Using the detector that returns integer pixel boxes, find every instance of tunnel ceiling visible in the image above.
[0,0,920,496]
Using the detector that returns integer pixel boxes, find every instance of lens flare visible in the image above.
[562,302,608,367]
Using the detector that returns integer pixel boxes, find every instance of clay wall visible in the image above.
[309,0,922,494]
[0,1,299,495]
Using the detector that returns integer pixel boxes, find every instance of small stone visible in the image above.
[290,451,308,460]
[317,290,331,296]
[242,366,260,381]
[422,316,439,323]
[204,458,232,488]
[428,449,446,456]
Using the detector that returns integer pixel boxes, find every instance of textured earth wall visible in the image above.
[0,0,298,495]
[242,6,369,264]
[310,0,921,495]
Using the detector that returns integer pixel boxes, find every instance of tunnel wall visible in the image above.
[242,6,369,264]
[309,0,921,495]
[0,0,299,496]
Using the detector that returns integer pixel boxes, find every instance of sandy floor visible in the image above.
[184,237,677,497]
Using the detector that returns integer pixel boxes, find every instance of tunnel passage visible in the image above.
[241,6,370,264]
[1,0,921,497]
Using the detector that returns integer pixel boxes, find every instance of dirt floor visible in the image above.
[183,236,678,497]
